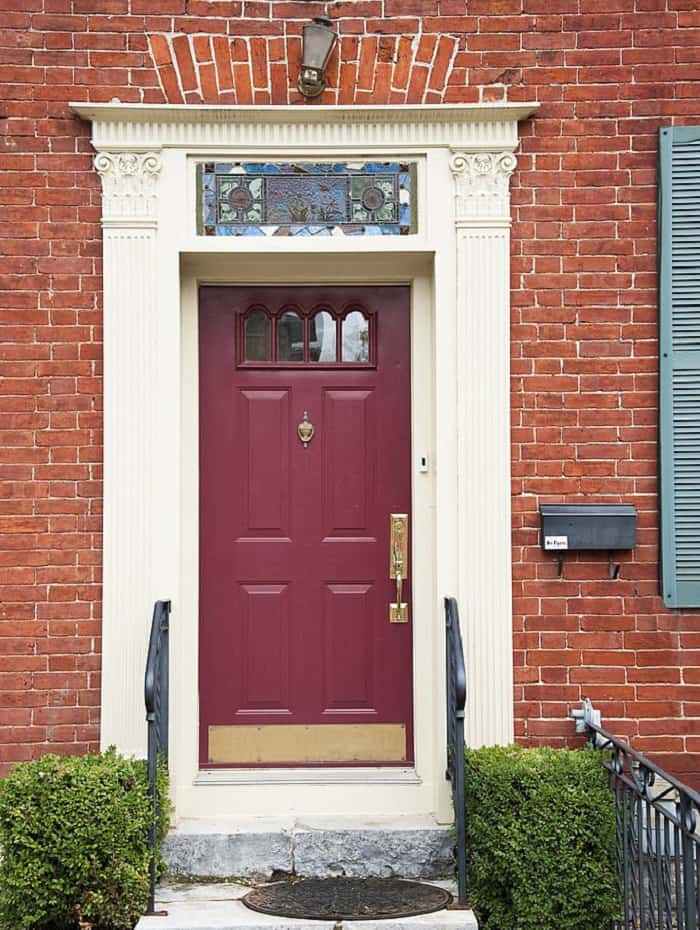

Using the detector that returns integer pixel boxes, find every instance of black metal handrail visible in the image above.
[445,596,467,905]
[145,599,170,916]
[573,699,699,930]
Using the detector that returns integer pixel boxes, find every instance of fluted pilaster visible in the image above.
[452,150,515,747]
[96,151,162,755]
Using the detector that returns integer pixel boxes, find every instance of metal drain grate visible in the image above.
[243,878,452,921]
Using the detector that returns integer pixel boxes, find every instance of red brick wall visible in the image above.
[1,0,699,780]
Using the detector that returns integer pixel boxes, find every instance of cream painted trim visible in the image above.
[72,102,537,124]
[74,102,538,820]
[71,102,535,152]
[178,254,441,818]
[193,767,421,786]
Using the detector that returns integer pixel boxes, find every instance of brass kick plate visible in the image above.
[208,723,407,764]
[389,513,409,623]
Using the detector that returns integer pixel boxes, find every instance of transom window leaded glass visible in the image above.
[199,162,416,237]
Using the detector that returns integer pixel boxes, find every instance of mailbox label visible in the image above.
[545,535,568,550]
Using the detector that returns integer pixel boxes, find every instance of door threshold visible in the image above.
[194,766,421,786]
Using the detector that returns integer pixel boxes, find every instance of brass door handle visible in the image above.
[389,514,408,623]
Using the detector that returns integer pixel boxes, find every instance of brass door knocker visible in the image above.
[297,411,315,448]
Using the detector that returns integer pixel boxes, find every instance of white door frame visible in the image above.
[71,101,537,821]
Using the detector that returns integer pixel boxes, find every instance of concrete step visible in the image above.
[136,882,477,930]
[163,816,454,882]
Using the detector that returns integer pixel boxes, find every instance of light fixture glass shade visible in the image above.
[302,16,337,71]
[298,16,338,97]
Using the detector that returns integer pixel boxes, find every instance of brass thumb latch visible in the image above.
[389,513,408,623]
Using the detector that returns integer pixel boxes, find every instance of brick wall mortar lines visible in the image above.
[1,0,700,783]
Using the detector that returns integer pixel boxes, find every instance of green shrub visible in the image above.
[0,749,170,930]
[464,744,617,930]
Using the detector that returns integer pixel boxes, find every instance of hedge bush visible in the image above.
[0,749,170,930]
[464,744,617,930]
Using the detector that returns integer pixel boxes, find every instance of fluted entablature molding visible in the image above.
[450,151,517,224]
[72,102,537,153]
[95,151,162,227]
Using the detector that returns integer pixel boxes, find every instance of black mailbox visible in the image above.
[539,503,637,552]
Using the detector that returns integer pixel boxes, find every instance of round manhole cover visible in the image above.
[242,878,452,920]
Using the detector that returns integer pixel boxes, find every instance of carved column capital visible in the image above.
[95,151,162,227]
[450,151,517,224]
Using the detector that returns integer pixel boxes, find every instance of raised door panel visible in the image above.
[322,583,375,714]
[239,389,290,537]
[238,583,291,715]
[322,388,376,539]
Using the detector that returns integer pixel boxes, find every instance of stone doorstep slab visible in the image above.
[163,818,454,881]
[136,882,477,930]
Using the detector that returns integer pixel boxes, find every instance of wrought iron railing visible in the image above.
[144,599,170,916]
[573,699,700,930]
[445,596,467,905]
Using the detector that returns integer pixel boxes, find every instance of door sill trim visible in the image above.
[193,766,422,786]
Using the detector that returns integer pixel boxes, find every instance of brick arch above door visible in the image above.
[148,32,461,105]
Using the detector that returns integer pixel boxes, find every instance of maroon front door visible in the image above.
[199,286,412,767]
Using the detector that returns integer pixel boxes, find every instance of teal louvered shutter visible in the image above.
[659,126,700,607]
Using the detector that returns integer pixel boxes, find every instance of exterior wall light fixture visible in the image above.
[298,16,338,98]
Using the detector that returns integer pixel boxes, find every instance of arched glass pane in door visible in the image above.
[277,310,304,362]
[244,310,271,361]
[342,310,370,362]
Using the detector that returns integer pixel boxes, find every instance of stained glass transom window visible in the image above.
[198,162,416,237]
